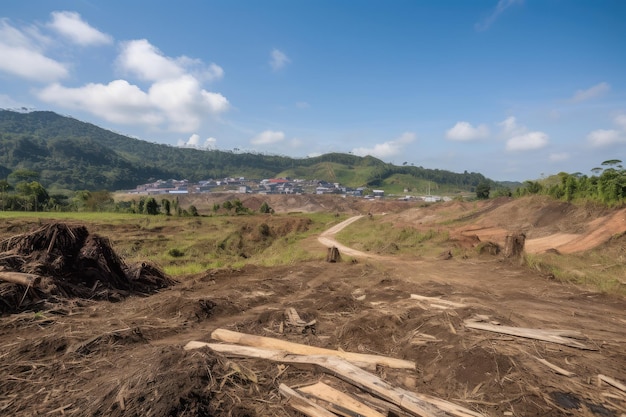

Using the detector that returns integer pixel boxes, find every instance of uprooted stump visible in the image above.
[0,222,177,314]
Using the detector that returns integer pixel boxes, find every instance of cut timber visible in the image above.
[298,381,385,417]
[279,384,337,417]
[598,374,626,393]
[208,328,415,370]
[532,356,575,377]
[410,294,468,309]
[0,270,43,287]
[463,320,595,350]
[190,343,484,417]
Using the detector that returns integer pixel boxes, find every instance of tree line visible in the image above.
[513,160,626,205]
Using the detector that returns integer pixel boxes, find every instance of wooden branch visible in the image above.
[410,294,467,309]
[279,384,337,417]
[463,320,595,350]
[532,356,575,377]
[0,270,42,287]
[190,343,485,417]
[598,374,626,392]
[298,381,385,417]
[208,328,415,370]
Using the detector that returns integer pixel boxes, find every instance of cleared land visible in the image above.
[1,195,625,416]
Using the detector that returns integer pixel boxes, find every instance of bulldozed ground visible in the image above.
[1,195,625,416]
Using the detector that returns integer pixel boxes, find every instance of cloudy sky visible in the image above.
[1,1,624,181]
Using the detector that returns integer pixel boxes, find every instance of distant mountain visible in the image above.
[0,110,508,193]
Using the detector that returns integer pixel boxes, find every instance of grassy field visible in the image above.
[0,211,344,276]
[1,209,624,295]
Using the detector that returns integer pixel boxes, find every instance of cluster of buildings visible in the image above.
[131,177,367,197]
[129,177,452,202]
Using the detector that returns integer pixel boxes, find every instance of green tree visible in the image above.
[189,205,199,216]
[259,202,272,214]
[475,181,490,199]
[162,198,171,216]
[144,197,160,215]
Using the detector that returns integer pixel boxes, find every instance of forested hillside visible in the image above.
[0,110,499,192]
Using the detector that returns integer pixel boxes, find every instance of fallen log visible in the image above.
[298,381,385,417]
[0,270,43,287]
[208,328,415,370]
[279,384,337,417]
[463,320,595,350]
[188,343,484,417]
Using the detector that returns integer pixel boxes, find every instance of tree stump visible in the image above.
[504,233,526,258]
[326,246,341,263]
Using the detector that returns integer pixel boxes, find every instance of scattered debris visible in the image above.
[284,307,317,334]
[598,374,626,393]
[0,223,176,314]
[533,356,576,377]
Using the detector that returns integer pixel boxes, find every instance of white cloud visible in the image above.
[587,129,624,147]
[48,11,112,46]
[586,113,626,147]
[39,38,229,133]
[506,131,549,151]
[177,134,217,149]
[549,152,569,162]
[475,0,523,31]
[251,130,285,145]
[118,39,224,83]
[351,132,416,159]
[118,39,185,81]
[0,19,68,82]
[571,82,610,103]
[38,80,162,125]
[270,48,290,71]
[445,121,489,141]
[296,101,310,109]
[499,116,549,152]
[38,76,229,132]
[614,113,626,130]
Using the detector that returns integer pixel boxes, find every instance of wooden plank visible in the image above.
[463,320,595,350]
[189,343,485,417]
[209,328,415,370]
[186,341,375,371]
[298,381,385,417]
[598,374,626,392]
[410,294,467,309]
[279,384,337,417]
[532,356,575,377]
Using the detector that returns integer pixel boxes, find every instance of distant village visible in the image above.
[128,177,452,202]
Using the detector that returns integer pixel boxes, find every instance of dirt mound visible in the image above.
[0,223,176,314]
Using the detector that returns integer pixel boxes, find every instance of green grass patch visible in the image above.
[334,217,449,256]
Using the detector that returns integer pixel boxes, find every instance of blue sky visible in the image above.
[1,0,624,181]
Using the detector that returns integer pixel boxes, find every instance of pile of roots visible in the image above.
[0,222,176,314]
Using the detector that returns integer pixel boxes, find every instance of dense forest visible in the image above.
[0,110,498,193]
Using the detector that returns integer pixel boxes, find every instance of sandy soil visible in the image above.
[1,196,626,416]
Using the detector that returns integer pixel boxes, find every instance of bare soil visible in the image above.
[1,195,626,416]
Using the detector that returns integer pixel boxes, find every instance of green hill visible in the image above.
[0,110,508,193]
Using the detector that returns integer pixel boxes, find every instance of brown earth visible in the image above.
[1,195,626,416]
